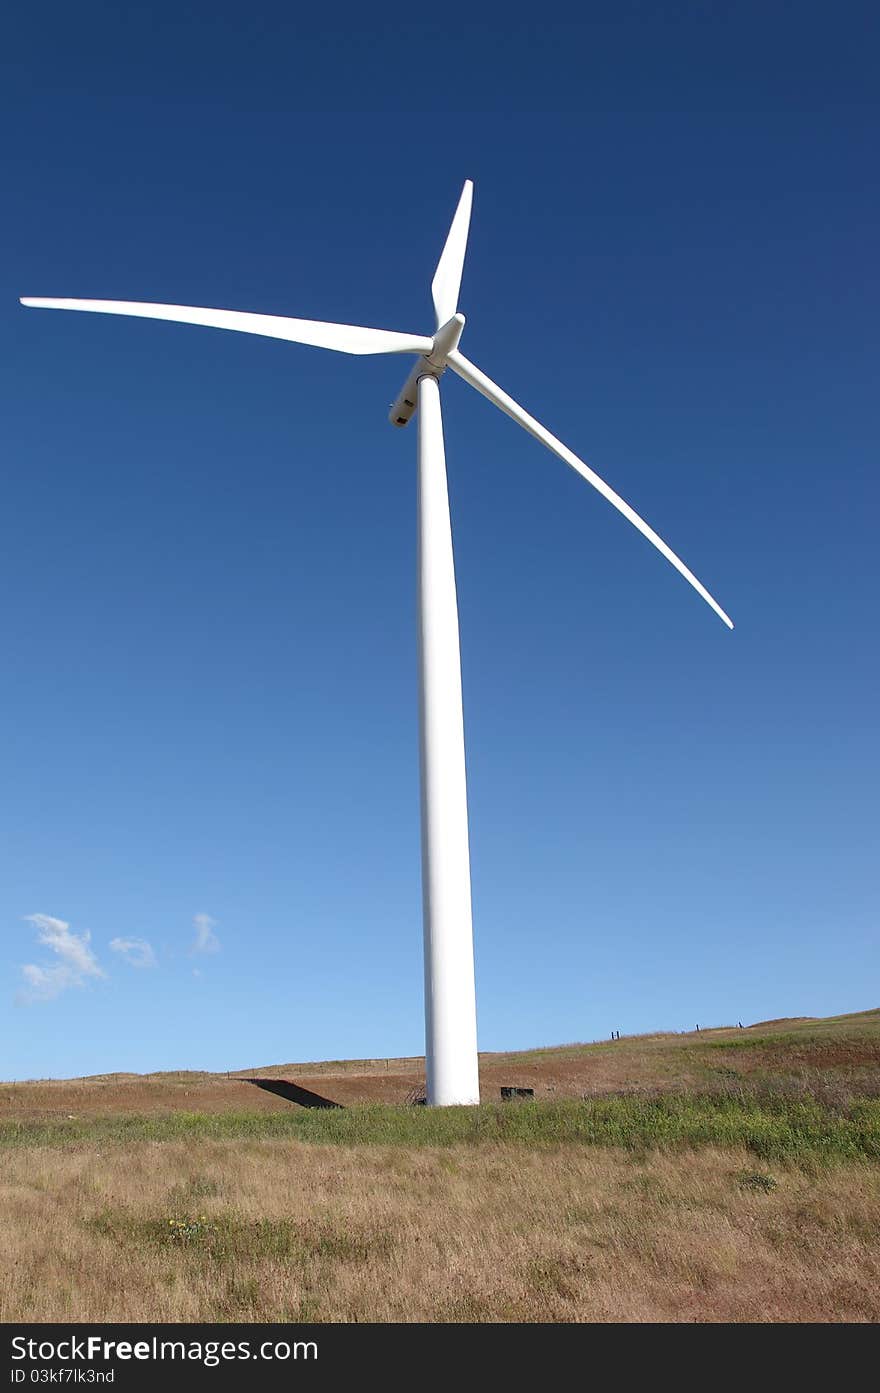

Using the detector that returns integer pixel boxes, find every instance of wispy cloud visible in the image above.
[109,937,157,969]
[190,912,219,955]
[20,913,105,1003]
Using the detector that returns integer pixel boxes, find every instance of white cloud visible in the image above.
[20,913,105,1003]
[109,937,157,969]
[190,912,219,955]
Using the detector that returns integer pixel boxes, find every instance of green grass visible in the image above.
[3,1094,879,1166]
[88,1210,393,1265]
[699,1029,879,1054]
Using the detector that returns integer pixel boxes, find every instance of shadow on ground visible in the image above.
[245,1079,342,1109]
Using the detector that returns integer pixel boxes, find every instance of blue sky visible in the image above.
[1,4,877,1078]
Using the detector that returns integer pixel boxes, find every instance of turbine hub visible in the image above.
[426,312,465,368]
[389,314,465,427]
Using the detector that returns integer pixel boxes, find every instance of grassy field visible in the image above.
[2,1009,878,1322]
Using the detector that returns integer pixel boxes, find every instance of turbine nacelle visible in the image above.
[389,312,465,428]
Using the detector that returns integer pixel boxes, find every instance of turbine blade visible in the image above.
[19,298,433,357]
[448,350,733,629]
[431,181,473,329]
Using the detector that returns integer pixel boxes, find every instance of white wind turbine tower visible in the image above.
[21,180,733,1107]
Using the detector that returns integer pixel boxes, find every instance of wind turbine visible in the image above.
[20,180,733,1107]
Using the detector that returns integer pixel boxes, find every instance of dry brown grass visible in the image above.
[0,1078,293,1122]
[2,1138,879,1323]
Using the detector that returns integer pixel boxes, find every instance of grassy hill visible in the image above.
[2,1008,878,1323]
[4,1006,878,1118]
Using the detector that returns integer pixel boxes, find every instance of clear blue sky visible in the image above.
[2,4,877,1078]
